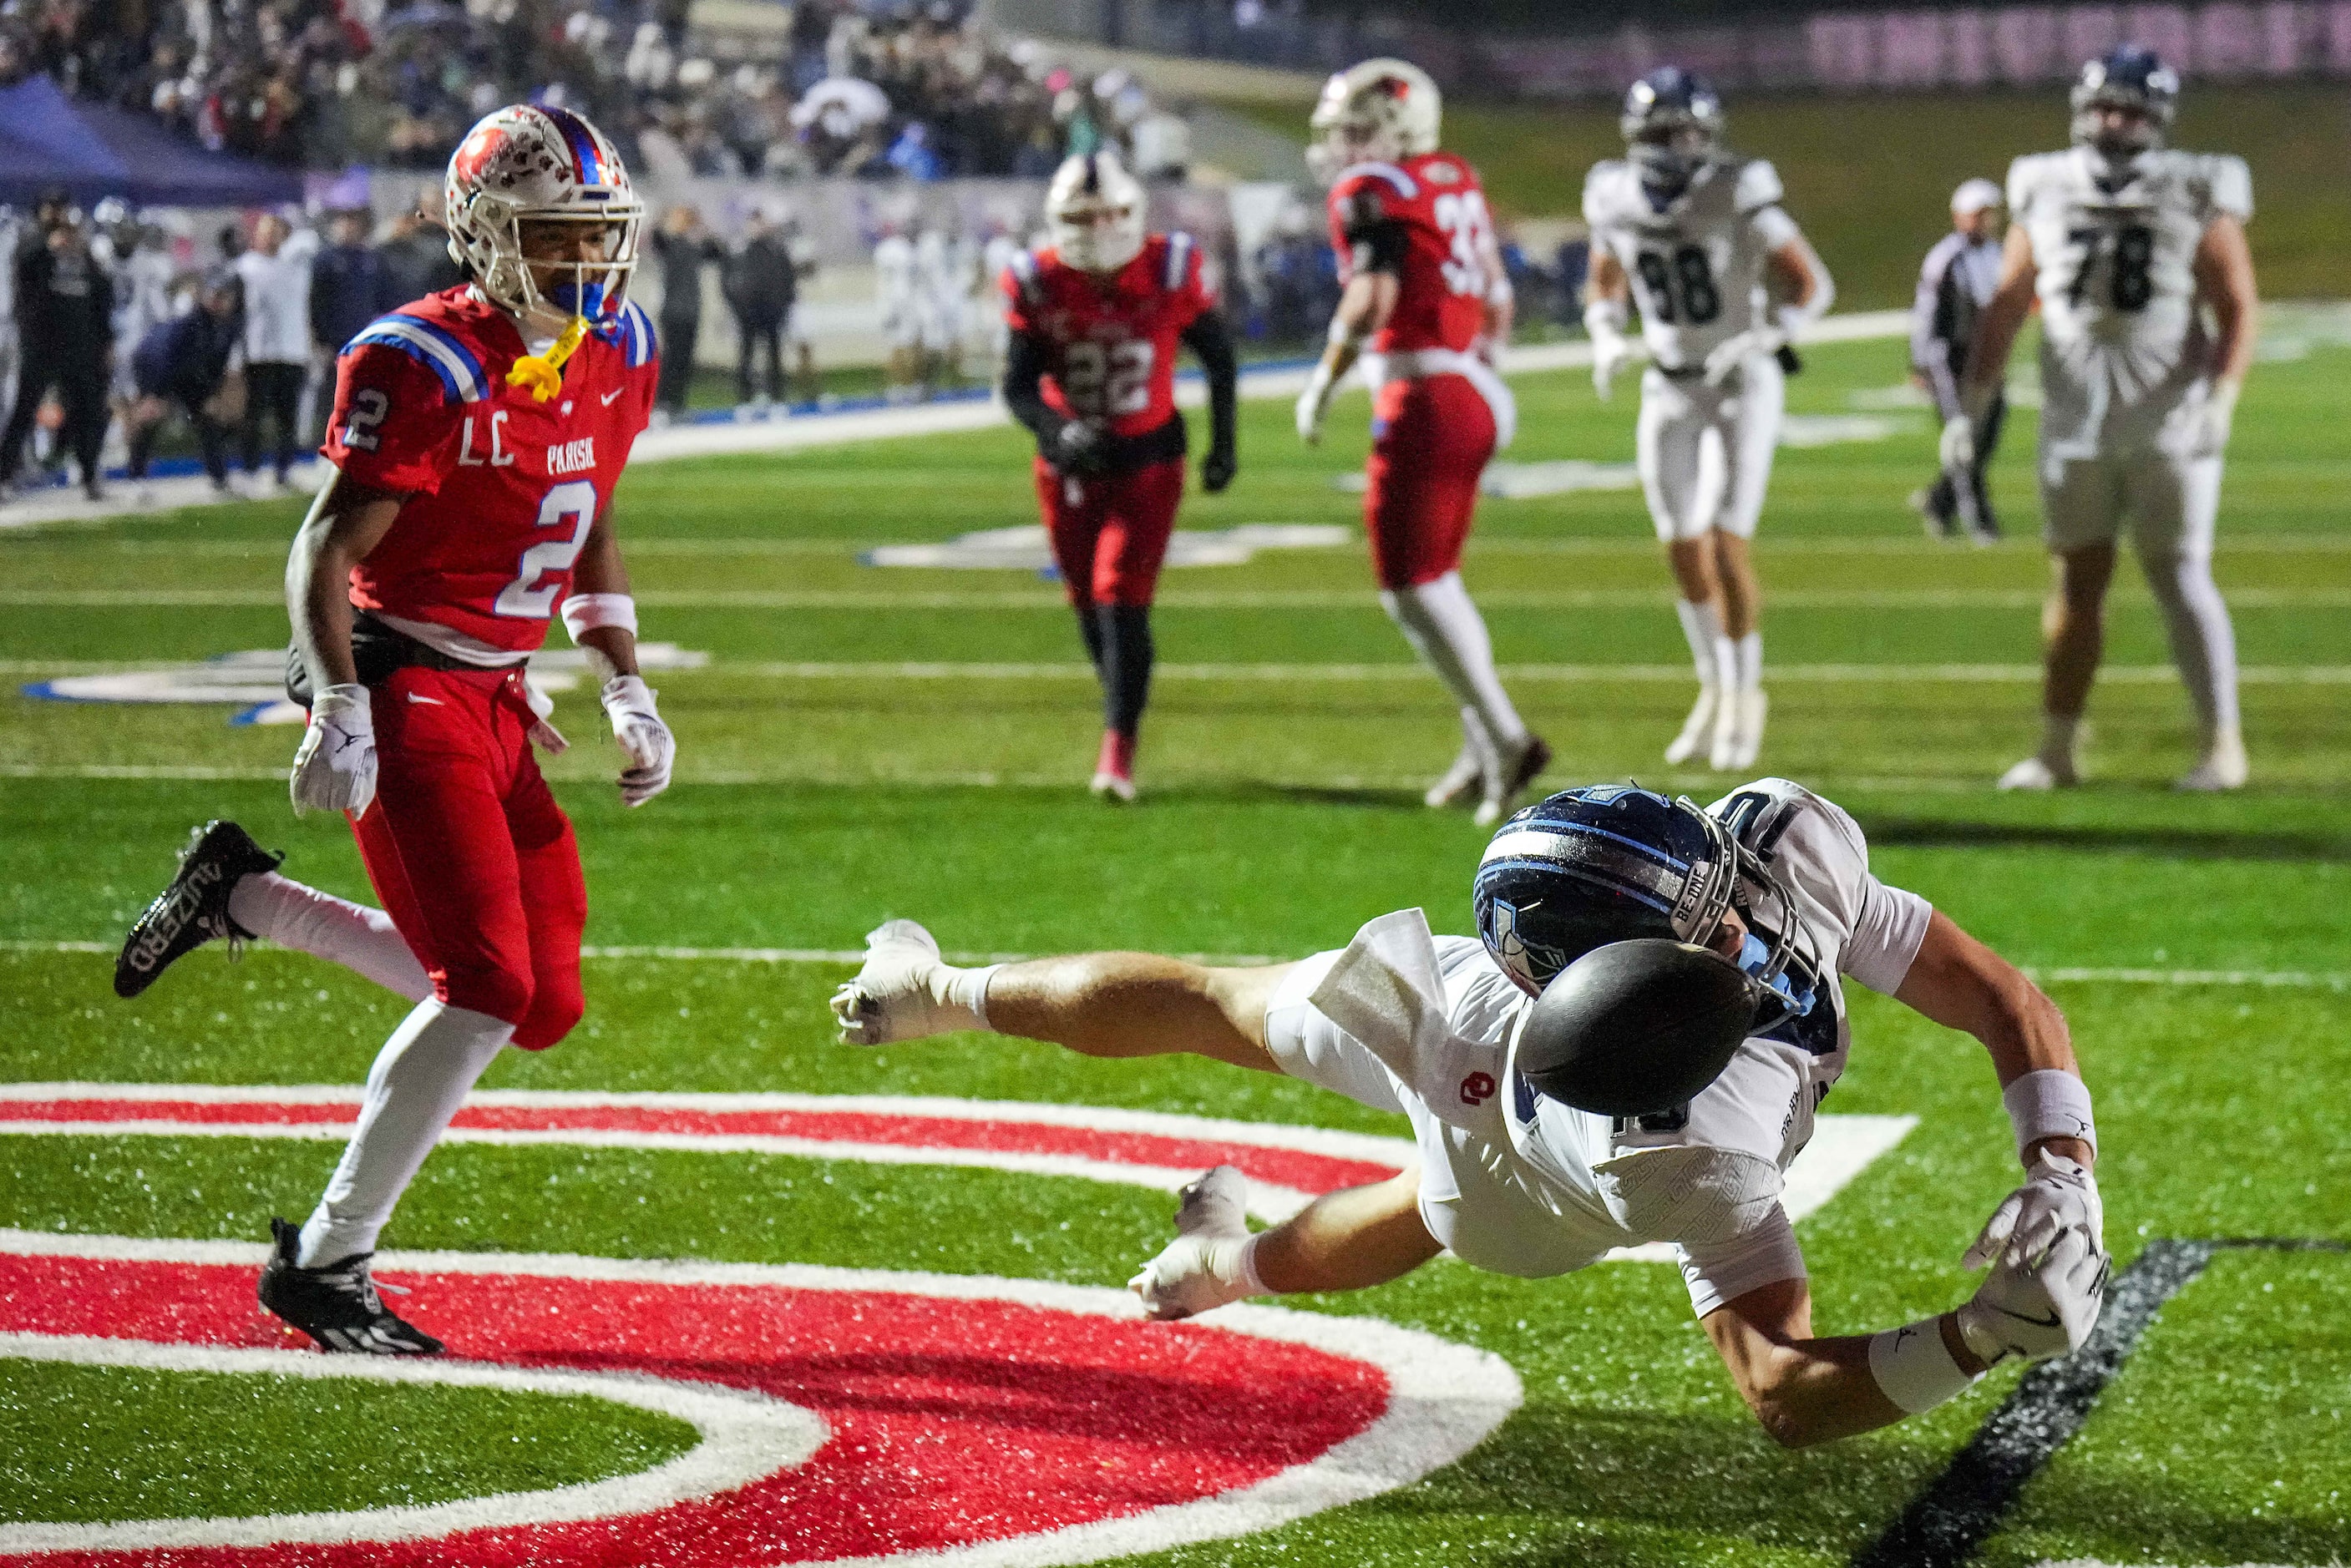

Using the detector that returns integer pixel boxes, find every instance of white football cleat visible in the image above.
[1705,685,1746,771]
[1723,688,1766,771]
[1127,1166,1257,1322]
[828,919,976,1046]
[1997,753,2079,792]
[1088,770,1137,803]
[1663,687,1716,766]
[1473,734,1552,828]
[2176,733,2248,792]
[1423,741,1484,810]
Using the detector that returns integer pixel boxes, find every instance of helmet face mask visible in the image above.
[444,105,643,336]
[2070,46,2178,162]
[1306,58,1441,185]
[1620,68,1725,196]
[1046,152,1148,274]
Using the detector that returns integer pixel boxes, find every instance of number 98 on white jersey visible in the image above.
[1583,156,1801,374]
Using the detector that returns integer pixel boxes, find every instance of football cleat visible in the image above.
[257,1217,443,1356]
[1706,685,1745,771]
[1911,487,1957,539]
[1664,687,1717,766]
[114,819,283,999]
[1424,740,1486,810]
[1090,730,1137,803]
[2176,734,2248,792]
[1998,753,2079,791]
[1474,735,1553,828]
[1128,1166,1256,1322]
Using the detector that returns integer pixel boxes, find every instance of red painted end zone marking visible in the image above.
[0,1095,1402,1201]
[0,1252,1388,1566]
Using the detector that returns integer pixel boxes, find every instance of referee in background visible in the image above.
[1910,178,2007,543]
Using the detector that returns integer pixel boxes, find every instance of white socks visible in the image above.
[296,999,512,1266]
[2139,549,2242,743]
[1381,572,1530,751]
[1733,631,1762,694]
[228,872,432,1002]
[1675,598,1737,694]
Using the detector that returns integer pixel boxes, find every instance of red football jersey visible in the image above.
[1325,153,1497,355]
[1000,233,1213,438]
[320,288,660,657]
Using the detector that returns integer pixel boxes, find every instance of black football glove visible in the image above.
[1201,443,1237,494]
[1051,420,1111,476]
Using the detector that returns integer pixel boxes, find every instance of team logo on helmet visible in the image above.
[443,104,642,336]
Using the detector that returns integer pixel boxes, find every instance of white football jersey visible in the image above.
[2009,146,2252,457]
[1297,778,1932,1313]
[1583,155,1801,372]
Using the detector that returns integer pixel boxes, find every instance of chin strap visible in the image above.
[506,314,590,402]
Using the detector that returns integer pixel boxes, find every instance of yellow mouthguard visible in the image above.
[506,315,590,402]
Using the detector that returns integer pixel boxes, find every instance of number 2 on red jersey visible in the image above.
[492,480,599,619]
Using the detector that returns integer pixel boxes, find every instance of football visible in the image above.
[1512,938,1761,1116]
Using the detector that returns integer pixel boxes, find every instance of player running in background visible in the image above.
[114,104,673,1355]
[834,779,2106,1449]
[1000,152,1238,802]
[1583,68,1833,774]
[1292,58,1549,828]
[1947,47,2257,792]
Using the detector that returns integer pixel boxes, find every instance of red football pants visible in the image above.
[349,665,587,1050]
[1034,457,1186,606]
[1363,373,1497,590]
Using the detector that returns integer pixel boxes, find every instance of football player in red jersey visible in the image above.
[115,105,670,1355]
[1000,152,1239,801]
[1294,59,1550,827]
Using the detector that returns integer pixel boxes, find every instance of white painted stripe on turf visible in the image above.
[0,1331,828,1553]
[0,1231,1522,1567]
[653,660,2351,685]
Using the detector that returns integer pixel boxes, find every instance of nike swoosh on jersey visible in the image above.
[405,694,444,706]
[600,387,626,405]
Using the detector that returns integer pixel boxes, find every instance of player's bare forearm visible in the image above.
[983,954,1294,1071]
[1960,227,2039,400]
[1705,1277,1982,1448]
[1767,240,1820,309]
[570,509,641,680]
[1893,909,2091,1167]
[2193,214,2257,385]
[287,469,403,692]
[1585,247,1629,305]
[1317,272,1396,382]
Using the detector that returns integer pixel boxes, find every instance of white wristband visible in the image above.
[2004,1070,2097,1161]
[1326,316,1366,350]
[1868,1318,1982,1415]
[561,593,638,641]
[1583,298,1629,339]
[1486,276,1514,306]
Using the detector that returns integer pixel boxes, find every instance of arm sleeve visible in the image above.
[1680,1201,1807,1319]
[1789,791,1933,994]
[998,326,1062,448]
[1735,159,1786,214]
[1843,878,1933,995]
[1749,204,1801,252]
[2206,154,2253,223]
[997,262,1037,334]
[1179,309,1237,456]
[319,342,464,496]
[1330,183,1406,277]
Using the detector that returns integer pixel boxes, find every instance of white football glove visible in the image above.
[1295,362,1336,445]
[1963,1150,2104,1272]
[1939,412,1978,473]
[1702,325,1786,387]
[1127,1166,1259,1322]
[289,683,377,817]
[1588,327,1634,401]
[828,919,994,1046]
[600,674,673,807]
[1956,1224,2109,1368]
[2189,378,2240,458]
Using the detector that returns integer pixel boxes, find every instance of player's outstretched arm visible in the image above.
[1894,909,2090,1166]
[566,508,675,807]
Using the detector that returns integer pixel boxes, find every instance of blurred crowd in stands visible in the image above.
[0,0,1188,182]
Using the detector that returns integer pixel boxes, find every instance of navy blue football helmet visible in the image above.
[1472,784,1796,1006]
[2070,45,2178,157]
[1620,67,1725,195]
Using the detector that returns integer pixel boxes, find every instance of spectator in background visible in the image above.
[1553,235,1590,328]
[232,212,317,493]
[377,205,466,306]
[649,205,725,418]
[0,203,22,443]
[0,212,114,502]
[724,209,799,407]
[310,210,394,355]
[1911,178,2008,543]
[126,270,244,498]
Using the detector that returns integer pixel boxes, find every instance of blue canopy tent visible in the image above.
[0,74,304,208]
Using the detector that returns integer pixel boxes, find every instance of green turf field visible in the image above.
[1233,83,2351,308]
[3,327,2348,1565]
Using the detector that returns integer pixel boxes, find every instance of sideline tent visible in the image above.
[0,75,303,207]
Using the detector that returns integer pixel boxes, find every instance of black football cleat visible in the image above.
[257,1217,444,1356]
[114,820,283,999]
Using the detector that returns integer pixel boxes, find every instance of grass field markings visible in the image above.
[1851,1238,2351,1568]
[13,588,2351,610]
[11,942,2350,991]
[703,660,2351,685]
[0,1085,1910,1255]
[0,1332,828,1555]
[0,1228,1521,1566]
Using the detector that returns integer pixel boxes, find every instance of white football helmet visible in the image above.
[443,104,643,335]
[1307,58,1441,184]
[1045,151,1147,274]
